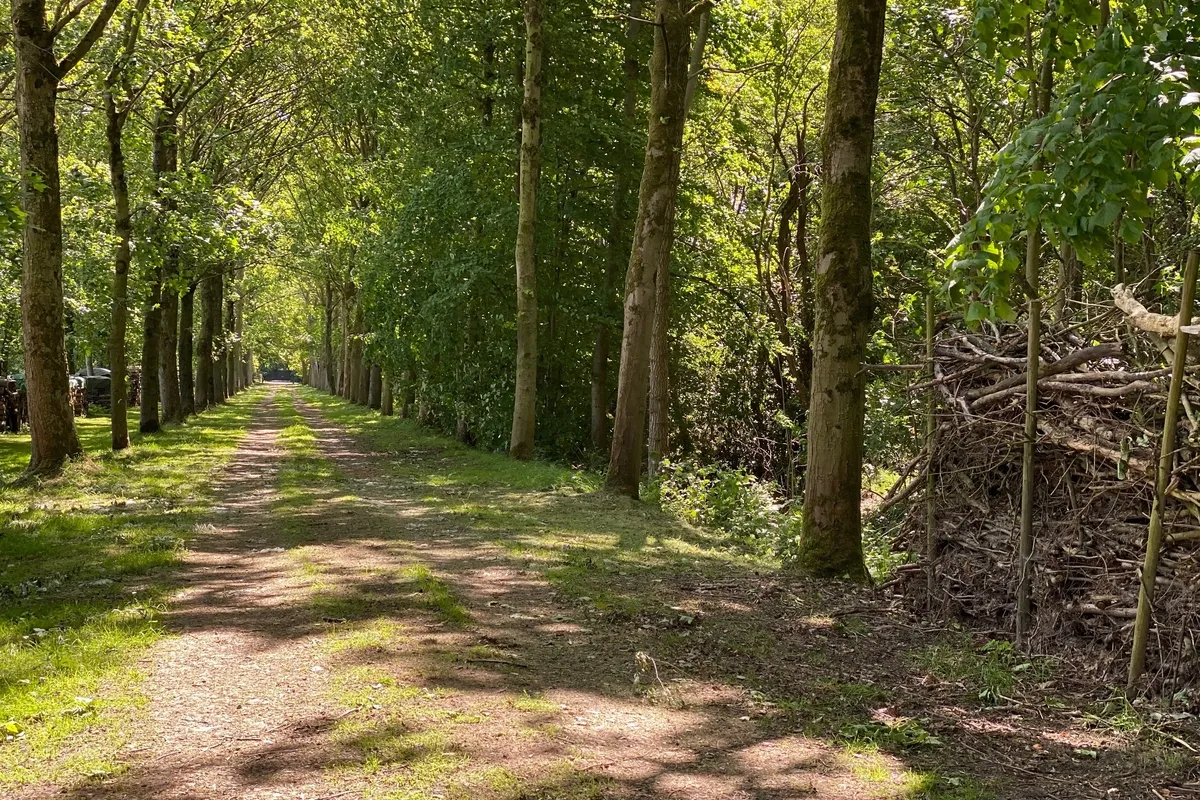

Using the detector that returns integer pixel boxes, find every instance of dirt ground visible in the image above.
[17,386,1200,799]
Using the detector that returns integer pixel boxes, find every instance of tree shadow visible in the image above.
[31,388,1200,800]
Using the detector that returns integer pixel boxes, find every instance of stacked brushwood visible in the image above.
[897,300,1200,698]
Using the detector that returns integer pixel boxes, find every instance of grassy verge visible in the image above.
[0,409,139,482]
[0,388,264,788]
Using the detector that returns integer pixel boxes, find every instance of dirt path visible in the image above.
[40,389,361,800]
[30,386,1198,800]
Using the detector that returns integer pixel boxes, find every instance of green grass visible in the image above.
[911,637,1052,706]
[296,388,768,618]
[0,407,138,482]
[0,389,263,787]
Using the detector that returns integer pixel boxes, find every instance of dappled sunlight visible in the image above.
[0,389,266,789]
[16,387,1193,799]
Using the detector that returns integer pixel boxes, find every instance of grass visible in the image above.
[292,388,1017,799]
[0,407,146,482]
[296,388,768,618]
[0,389,263,788]
[911,637,1052,706]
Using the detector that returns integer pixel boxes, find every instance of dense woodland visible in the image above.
[3,0,1200,680]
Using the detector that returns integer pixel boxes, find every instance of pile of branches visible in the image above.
[896,297,1200,697]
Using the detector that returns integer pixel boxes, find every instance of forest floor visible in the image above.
[3,384,1199,799]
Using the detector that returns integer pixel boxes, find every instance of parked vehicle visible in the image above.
[74,367,113,408]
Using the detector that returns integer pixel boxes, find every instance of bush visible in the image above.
[648,459,781,553]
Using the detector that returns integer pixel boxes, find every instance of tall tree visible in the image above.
[104,0,150,451]
[179,285,196,415]
[793,0,886,580]
[509,0,545,460]
[12,0,123,477]
[605,0,701,497]
[155,96,183,423]
[590,0,643,452]
[646,5,708,479]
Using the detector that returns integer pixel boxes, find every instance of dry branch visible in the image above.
[895,314,1200,698]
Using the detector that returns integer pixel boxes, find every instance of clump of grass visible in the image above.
[838,718,942,750]
[912,638,1050,705]
[505,691,556,713]
[399,564,470,628]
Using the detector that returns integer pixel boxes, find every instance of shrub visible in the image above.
[649,459,781,552]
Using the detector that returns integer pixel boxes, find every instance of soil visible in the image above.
[18,386,1200,799]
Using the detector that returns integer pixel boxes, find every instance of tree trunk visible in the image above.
[605,0,693,497]
[646,4,707,479]
[381,369,393,416]
[11,0,120,475]
[139,273,162,432]
[591,0,643,452]
[105,88,131,451]
[646,256,671,477]
[225,284,236,396]
[368,364,382,409]
[509,0,544,460]
[213,272,226,403]
[358,352,370,406]
[232,267,244,393]
[197,273,216,411]
[179,285,195,417]
[1053,242,1081,323]
[154,102,181,423]
[324,275,336,394]
[794,0,885,581]
[401,368,415,418]
[159,286,181,423]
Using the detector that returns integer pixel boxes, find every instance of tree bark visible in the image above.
[646,5,706,479]
[509,0,544,460]
[591,1,643,452]
[213,271,226,403]
[11,0,119,476]
[159,285,180,423]
[324,275,336,394]
[358,352,370,405]
[196,273,216,411]
[139,273,162,432]
[794,0,886,581]
[232,267,244,393]
[178,285,195,417]
[225,283,236,396]
[605,0,693,497]
[646,254,671,477]
[154,101,182,423]
[381,369,393,415]
[105,85,132,451]
[401,368,415,418]
[11,15,75,462]
[368,364,382,409]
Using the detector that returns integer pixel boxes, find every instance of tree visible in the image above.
[605,0,702,497]
[509,0,544,460]
[590,0,644,452]
[646,4,708,479]
[104,0,150,451]
[793,0,886,580]
[12,0,123,477]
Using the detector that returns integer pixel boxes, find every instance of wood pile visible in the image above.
[899,305,1200,698]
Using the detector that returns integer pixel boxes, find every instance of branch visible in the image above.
[1112,283,1179,337]
[57,0,123,79]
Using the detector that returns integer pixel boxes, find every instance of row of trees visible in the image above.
[5,0,312,477]
[8,0,1200,582]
